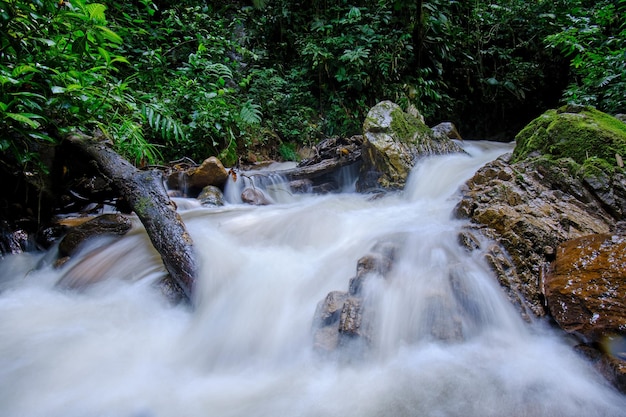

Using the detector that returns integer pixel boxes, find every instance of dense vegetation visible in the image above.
[0,0,625,224]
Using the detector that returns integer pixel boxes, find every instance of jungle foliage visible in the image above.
[1,0,625,177]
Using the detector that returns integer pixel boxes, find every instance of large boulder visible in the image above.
[455,156,614,317]
[457,106,626,317]
[544,233,626,342]
[356,101,463,191]
[455,106,626,392]
[512,105,626,219]
[512,105,626,166]
[545,232,626,392]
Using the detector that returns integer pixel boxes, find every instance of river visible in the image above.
[0,141,624,417]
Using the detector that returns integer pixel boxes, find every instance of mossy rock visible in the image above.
[357,101,463,191]
[512,105,626,170]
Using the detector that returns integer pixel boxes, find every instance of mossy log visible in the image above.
[65,132,196,300]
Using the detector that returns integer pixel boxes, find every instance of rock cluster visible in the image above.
[313,240,398,356]
[455,155,614,318]
[456,106,626,391]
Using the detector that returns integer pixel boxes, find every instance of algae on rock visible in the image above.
[512,105,626,172]
[357,101,463,191]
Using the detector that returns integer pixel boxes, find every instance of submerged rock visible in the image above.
[197,185,225,207]
[312,239,399,356]
[241,187,271,205]
[356,101,464,192]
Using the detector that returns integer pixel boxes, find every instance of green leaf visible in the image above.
[72,34,88,55]
[12,65,39,77]
[28,132,55,143]
[5,112,42,128]
[98,47,111,64]
[95,26,123,44]
[110,56,130,65]
[10,92,46,100]
[85,3,107,22]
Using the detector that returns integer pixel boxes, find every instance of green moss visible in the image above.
[135,196,154,215]
[390,107,430,143]
[512,106,626,174]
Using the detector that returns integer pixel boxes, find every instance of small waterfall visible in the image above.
[223,167,294,204]
[0,141,625,417]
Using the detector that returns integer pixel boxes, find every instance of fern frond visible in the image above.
[141,104,186,142]
[206,63,233,81]
[238,100,262,125]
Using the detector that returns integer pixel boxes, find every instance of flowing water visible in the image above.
[1,141,625,417]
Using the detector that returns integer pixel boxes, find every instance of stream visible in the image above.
[1,141,625,417]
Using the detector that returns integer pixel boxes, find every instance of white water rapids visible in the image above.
[1,141,625,417]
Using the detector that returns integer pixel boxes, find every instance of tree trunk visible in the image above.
[65,132,197,300]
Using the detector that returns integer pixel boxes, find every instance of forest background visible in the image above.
[0,0,625,223]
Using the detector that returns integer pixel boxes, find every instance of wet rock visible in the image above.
[167,156,228,196]
[289,179,313,194]
[241,187,271,205]
[338,297,364,337]
[57,214,133,258]
[356,101,464,192]
[312,240,399,356]
[313,291,349,353]
[349,252,393,295]
[0,221,32,255]
[455,155,614,317]
[544,233,626,342]
[432,122,462,140]
[188,156,228,190]
[545,233,626,392]
[583,171,626,219]
[298,135,363,167]
[197,185,224,207]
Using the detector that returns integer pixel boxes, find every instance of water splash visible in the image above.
[0,141,624,417]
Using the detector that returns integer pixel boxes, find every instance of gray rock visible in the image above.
[356,101,463,191]
[197,185,224,207]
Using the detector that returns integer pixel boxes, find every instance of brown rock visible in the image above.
[455,156,614,317]
[187,156,228,190]
[241,187,271,205]
[544,233,626,341]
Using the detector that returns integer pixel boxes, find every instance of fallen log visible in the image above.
[65,132,197,300]
[280,151,361,182]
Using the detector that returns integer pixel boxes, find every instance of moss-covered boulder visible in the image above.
[356,101,463,191]
[512,105,626,168]
[512,106,626,218]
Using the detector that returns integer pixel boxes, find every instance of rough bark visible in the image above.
[65,132,197,300]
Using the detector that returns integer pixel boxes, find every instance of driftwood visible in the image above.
[262,135,363,187]
[65,132,197,300]
[280,151,361,182]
